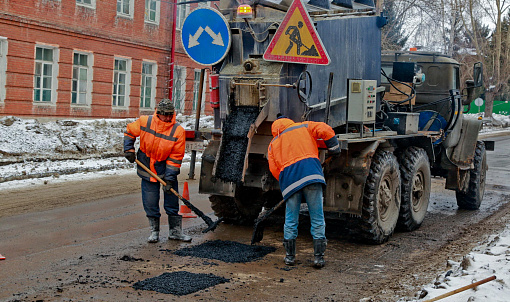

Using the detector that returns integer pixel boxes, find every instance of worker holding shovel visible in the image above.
[267,114,340,268]
[123,99,191,243]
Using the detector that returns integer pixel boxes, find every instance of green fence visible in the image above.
[467,100,510,115]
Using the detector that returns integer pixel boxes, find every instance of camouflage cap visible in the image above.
[156,99,175,116]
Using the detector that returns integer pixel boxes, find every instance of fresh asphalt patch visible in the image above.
[132,271,229,296]
[173,240,277,263]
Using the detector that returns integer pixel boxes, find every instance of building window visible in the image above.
[193,69,207,112]
[193,69,206,112]
[34,46,58,103]
[145,0,160,24]
[113,58,130,107]
[141,62,157,109]
[173,66,186,111]
[117,0,134,18]
[0,38,7,103]
[76,0,95,9]
[72,52,92,105]
[176,0,189,29]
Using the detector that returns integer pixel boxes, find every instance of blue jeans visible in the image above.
[284,183,326,240]
[141,179,179,218]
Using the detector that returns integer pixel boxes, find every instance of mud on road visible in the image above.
[1,135,510,301]
[1,175,509,301]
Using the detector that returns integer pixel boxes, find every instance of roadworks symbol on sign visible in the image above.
[263,0,330,65]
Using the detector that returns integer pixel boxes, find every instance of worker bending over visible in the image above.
[123,99,191,243]
[267,114,340,268]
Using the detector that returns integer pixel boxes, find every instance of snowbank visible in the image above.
[406,226,510,301]
[465,113,510,129]
[0,114,213,184]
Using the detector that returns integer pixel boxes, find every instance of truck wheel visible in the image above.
[209,187,264,225]
[210,195,245,225]
[397,147,431,231]
[456,141,487,210]
[356,151,401,244]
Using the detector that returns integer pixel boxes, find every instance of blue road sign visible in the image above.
[181,7,231,66]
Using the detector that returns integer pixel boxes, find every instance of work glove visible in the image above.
[124,151,136,163]
[163,176,176,194]
[328,148,341,157]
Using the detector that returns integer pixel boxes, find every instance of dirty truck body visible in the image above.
[199,0,488,243]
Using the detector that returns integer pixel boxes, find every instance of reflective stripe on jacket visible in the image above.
[267,118,339,200]
[124,112,185,182]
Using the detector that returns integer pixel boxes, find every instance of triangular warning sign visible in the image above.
[263,0,330,65]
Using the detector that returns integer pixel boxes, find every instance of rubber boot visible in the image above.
[147,217,160,243]
[283,239,296,266]
[313,239,327,268]
[168,215,192,242]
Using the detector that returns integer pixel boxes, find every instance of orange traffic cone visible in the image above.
[0,254,5,260]
[179,182,197,218]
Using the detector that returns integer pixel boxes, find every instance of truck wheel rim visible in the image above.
[378,176,393,221]
[412,171,425,211]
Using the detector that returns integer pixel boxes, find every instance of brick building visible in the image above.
[0,0,212,119]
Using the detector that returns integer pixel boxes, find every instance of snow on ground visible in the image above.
[465,113,510,135]
[0,113,212,184]
[404,227,510,302]
[1,113,510,301]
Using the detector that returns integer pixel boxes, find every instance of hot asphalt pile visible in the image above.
[215,106,259,182]
[132,271,229,296]
[173,240,276,263]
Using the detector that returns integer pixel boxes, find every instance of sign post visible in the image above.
[181,7,230,177]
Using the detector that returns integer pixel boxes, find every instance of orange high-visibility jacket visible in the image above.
[267,117,340,200]
[124,112,185,182]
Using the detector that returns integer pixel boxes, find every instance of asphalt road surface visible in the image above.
[1,134,510,301]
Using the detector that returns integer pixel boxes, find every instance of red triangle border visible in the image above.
[263,0,330,65]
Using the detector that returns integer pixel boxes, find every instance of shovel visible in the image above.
[251,156,334,244]
[135,159,223,233]
[251,199,286,245]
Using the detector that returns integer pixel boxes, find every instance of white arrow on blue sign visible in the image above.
[181,7,231,66]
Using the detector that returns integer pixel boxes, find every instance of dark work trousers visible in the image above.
[141,178,179,218]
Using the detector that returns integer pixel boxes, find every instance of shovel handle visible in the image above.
[134,159,216,229]
[134,159,182,204]
[423,275,496,302]
[135,159,168,186]
[134,159,187,199]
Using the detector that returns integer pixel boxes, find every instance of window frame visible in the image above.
[176,0,190,30]
[34,45,59,104]
[192,69,206,112]
[71,51,93,107]
[144,0,160,25]
[113,57,131,109]
[140,61,157,110]
[197,1,210,7]
[76,0,95,9]
[173,65,186,112]
[117,0,134,18]
[0,37,7,103]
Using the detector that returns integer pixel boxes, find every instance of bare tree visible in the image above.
[390,0,508,116]
[476,0,510,117]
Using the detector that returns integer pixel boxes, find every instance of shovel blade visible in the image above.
[251,220,266,245]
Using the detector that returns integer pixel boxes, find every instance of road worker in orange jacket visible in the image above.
[268,114,340,268]
[124,99,191,243]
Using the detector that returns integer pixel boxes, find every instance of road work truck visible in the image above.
[194,0,490,243]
